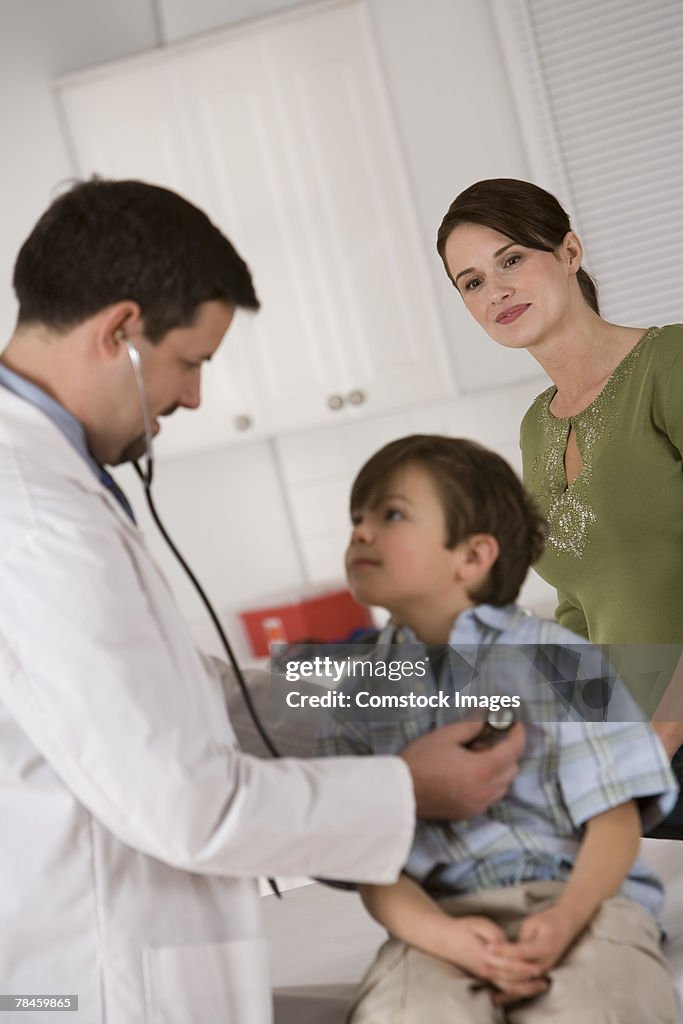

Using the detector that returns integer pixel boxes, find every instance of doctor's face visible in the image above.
[114,300,235,465]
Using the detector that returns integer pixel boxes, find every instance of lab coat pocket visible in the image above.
[143,937,273,1024]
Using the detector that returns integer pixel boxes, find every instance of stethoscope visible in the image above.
[122,335,283,895]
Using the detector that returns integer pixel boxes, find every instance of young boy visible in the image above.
[317,435,679,1023]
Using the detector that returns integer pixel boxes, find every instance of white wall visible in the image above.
[0,0,160,340]
[0,0,556,651]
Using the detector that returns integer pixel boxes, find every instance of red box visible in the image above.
[240,585,373,657]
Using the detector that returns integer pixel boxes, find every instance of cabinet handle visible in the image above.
[347,389,367,406]
[233,414,253,431]
[327,394,345,411]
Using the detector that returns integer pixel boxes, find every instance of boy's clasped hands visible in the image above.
[448,899,580,1006]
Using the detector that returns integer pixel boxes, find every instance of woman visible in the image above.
[436,178,682,837]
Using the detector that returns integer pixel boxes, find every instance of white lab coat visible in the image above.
[0,387,415,1023]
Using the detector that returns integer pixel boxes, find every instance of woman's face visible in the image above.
[443,222,581,350]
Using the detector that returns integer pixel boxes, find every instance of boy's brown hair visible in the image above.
[350,435,546,606]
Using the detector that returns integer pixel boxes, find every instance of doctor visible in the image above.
[0,179,525,1023]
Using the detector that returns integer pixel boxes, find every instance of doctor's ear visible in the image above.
[94,301,142,359]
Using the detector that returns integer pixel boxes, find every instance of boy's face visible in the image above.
[346,462,470,629]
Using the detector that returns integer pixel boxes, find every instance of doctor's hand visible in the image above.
[400,721,524,820]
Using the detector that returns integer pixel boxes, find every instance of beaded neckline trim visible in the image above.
[532,326,660,558]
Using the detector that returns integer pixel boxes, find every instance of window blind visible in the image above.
[490,0,683,326]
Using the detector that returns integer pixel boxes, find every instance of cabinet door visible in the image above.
[174,27,351,433]
[57,60,267,455]
[57,58,198,197]
[175,0,452,433]
[262,1,453,425]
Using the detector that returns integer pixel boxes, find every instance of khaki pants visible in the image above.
[348,882,678,1023]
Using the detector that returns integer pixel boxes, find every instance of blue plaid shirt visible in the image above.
[317,603,678,918]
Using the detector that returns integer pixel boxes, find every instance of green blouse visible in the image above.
[520,325,683,714]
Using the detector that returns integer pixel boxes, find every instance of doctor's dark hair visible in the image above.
[13,178,259,341]
[436,178,600,314]
[350,434,546,606]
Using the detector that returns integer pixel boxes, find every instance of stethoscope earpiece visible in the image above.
[121,336,153,486]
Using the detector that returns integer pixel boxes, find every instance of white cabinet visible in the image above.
[57,0,453,454]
